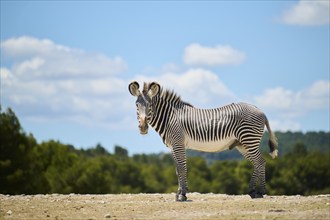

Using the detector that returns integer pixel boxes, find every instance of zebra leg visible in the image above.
[248,156,266,198]
[257,157,267,196]
[171,146,188,202]
[236,145,265,198]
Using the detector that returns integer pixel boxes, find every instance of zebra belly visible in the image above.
[185,135,237,153]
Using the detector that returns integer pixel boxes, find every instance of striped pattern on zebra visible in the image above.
[129,81,278,201]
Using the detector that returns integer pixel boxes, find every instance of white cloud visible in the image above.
[183,43,246,66]
[254,80,330,118]
[281,0,330,26]
[0,68,12,81]
[1,36,130,130]
[1,36,127,80]
[14,57,45,75]
[1,36,71,58]
[134,68,236,107]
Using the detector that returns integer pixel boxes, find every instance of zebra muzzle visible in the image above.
[138,119,149,135]
[139,125,148,135]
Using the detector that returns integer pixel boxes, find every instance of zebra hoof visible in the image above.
[249,190,263,199]
[254,192,264,198]
[176,194,187,202]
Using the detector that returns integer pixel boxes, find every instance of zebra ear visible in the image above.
[128,81,141,97]
[147,82,160,98]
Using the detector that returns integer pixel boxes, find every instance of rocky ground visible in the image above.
[1,193,329,219]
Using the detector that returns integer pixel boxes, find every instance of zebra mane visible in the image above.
[159,87,194,108]
[142,82,193,107]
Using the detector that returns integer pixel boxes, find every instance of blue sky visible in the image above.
[1,1,329,154]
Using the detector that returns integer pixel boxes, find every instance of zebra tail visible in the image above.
[265,117,278,159]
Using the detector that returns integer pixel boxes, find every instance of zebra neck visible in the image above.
[150,100,170,134]
[149,98,186,140]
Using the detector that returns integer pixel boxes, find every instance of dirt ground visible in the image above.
[1,193,329,219]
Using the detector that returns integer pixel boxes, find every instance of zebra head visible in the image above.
[128,81,160,135]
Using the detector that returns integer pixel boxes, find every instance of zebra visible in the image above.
[128,81,278,202]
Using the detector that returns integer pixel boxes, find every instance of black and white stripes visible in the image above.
[129,81,278,201]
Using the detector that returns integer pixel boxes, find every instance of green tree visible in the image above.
[187,157,211,193]
[114,145,128,159]
[140,164,165,193]
[38,140,80,193]
[75,156,116,193]
[291,142,308,156]
[81,143,110,157]
[210,160,241,194]
[0,108,42,194]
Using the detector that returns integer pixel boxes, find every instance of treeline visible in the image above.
[1,108,329,195]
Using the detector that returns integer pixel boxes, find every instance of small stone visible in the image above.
[7,210,12,215]
[104,213,111,218]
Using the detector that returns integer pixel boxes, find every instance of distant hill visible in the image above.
[187,131,330,163]
[261,131,329,154]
